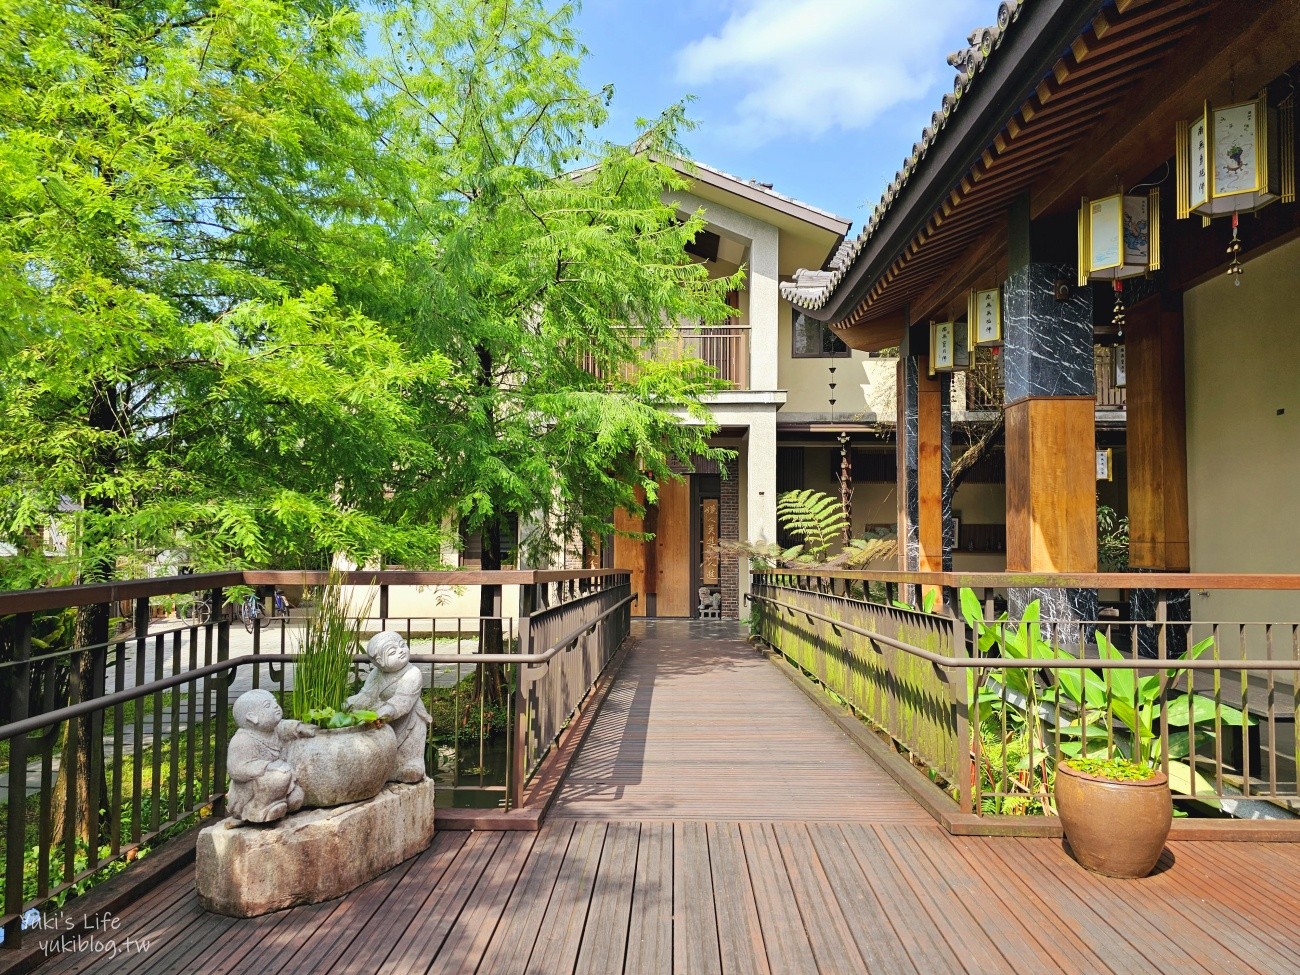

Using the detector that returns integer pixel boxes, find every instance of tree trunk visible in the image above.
[50,382,118,845]
[950,412,1005,494]
[475,516,509,707]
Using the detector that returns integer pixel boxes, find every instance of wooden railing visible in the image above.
[958,346,1126,411]
[581,326,750,389]
[751,570,1300,831]
[0,569,631,947]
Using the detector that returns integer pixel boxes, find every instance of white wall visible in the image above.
[1184,234,1300,630]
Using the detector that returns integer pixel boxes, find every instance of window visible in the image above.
[458,514,519,569]
[791,310,849,358]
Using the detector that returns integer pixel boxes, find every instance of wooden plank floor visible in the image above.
[22,622,1300,974]
[549,620,929,822]
[30,822,1300,975]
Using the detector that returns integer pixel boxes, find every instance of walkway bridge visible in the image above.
[5,570,1300,974]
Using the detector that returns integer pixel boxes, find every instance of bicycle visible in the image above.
[271,589,290,620]
[240,592,271,633]
[177,591,212,626]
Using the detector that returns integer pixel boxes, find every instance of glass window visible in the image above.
[791,310,850,358]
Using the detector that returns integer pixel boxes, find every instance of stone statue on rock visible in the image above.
[226,689,317,824]
[347,631,432,782]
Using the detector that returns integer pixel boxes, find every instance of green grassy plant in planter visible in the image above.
[1055,757,1171,878]
[287,576,397,807]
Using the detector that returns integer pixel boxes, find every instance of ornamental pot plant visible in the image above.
[1054,757,1172,879]
[286,574,397,807]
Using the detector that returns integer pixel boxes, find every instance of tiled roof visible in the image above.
[680,157,852,228]
[782,0,1028,313]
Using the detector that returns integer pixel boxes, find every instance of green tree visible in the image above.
[0,0,449,839]
[371,0,739,663]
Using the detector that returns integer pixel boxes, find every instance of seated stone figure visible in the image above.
[347,631,432,783]
[227,689,316,824]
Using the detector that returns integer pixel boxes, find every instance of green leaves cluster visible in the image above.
[959,588,1255,802]
[0,0,735,588]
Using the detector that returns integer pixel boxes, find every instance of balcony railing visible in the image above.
[958,346,1126,412]
[0,569,631,946]
[582,325,751,389]
[752,569,1300,832]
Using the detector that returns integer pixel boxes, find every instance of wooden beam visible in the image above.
[910,222,1009,323]
[831,310,907,353]
[1032,0,1300,217]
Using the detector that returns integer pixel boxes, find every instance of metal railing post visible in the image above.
[3,613,33,949]
[510,581,537,811]
[213,596,230,818]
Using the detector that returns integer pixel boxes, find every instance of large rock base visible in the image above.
[197,778,436,917]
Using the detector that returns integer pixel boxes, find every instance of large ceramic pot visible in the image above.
[1054,762,1172,878]
[288,723,397,808]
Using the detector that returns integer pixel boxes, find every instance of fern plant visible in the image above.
[775,489,849,563]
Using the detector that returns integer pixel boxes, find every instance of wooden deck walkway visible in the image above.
[549,620,928,822]
[22,622,1300,974]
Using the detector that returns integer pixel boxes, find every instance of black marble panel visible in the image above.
[1008,586,1099,653]
[1129,583,1192,659]
[1002,263,1095,403]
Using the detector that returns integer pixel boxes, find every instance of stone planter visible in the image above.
[1055,762,1172,878]
[287,723,397,808]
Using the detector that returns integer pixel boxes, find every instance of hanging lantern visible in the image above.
[930,321,955,373]
[966,286,1002,349]
[1176,93,1295,221]
[1077,189,1161,286]
[929,321,969,374]
[1111,344,1127,388]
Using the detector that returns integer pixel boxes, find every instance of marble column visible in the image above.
[1002,261,1098,634]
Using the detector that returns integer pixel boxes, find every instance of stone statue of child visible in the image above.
[347,631,432,782]
[227,689,316,824]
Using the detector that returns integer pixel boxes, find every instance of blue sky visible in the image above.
[574,0,987,237]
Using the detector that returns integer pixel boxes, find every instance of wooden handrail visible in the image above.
[0,568,629,614]
[754,569,1300,590]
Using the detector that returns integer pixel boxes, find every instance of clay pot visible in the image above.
[1055,762,1172,878]
[288,723,397,808]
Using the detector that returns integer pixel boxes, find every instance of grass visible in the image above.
[1,720,221,912]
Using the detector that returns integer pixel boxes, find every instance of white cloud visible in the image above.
[676,0,983,144]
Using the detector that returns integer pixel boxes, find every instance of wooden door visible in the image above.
[654,478,693,617]
[614,488,648,617]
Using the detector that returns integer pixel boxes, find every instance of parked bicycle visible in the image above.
[177,591,212,626]
[240,589,291,632]
[239,592,269,633]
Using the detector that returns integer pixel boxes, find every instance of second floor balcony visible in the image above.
[583,325,751,390]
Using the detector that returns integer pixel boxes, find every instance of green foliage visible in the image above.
[958,587,1255,802]
[291,572,369,726]
[0,0,736,588]
[1097,504,1130,572]
[426,673,512,743]
[775,490,849,563]
[1063,757,1156,782]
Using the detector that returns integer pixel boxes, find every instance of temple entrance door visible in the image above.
[653,477,693,617]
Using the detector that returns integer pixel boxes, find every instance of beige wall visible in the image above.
[777,297,897,419]
[1184,235,1300,629]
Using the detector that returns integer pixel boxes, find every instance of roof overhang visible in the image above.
[790,0,1300,332]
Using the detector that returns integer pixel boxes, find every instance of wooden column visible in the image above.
[1126,305,1189,570]
[1004,397,1098,572]
[916,360,945,572]
[895,357,909,569]
[613,487,648,617]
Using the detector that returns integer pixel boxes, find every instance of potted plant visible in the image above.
[286,574,397,807]
[1054,757,1171,878]
[958,589,1255,878]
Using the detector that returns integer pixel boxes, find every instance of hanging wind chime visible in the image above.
[1174,83,1295,284]
[829,365,852,543]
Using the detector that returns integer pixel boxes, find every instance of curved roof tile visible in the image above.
[782,0,1027,312]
